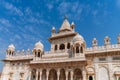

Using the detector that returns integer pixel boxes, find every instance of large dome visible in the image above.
[8,44,15,51]
[72,34,84,43]
[34,41,44,51]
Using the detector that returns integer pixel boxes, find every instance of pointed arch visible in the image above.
[60,69,66,80]
[89,76,93,80]
[73,68,82,80]
[98,67,109,80]
[49,69,57,80]
[42,69,46,80]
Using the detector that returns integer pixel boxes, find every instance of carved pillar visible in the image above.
[36,69,38,80]
[39,69,42,80]
[70,70,74,80]
[93,75,95,80]
[65,43,67,50]
[82,70,86,80]
[65,70,68,80]
[46,69,49,80]
[79,46,81,53]
[29,70,32,80]
[74,47,76,57]
[95,64,98,80]
[57,69,60,80]
[109,63,114,80]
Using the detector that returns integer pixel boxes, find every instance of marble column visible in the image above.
[65,70,68,80]
[39,69,42,80]
[116,76,119,80]
[82,70,86,80]
[93,75,95,80]
[36,69,38,80]
[29,70,32,80]
[57,69,60,80]
[70,70,73,80]
[46,69,49,80]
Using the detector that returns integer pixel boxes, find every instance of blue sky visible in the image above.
[0,0,120,71]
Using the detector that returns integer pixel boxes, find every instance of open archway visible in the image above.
[73,68,82,80]
[60,69,66,80]
[49,69,57,80]
[42,69,46,80]
[89,76,93,80]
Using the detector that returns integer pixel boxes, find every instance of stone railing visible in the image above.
[85,44,120,54]
[31,55,86,63]
[6,54,34,60]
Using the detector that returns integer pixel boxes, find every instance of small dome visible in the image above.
[71,22,75,26]
[8,44,15,51]
[34,41,44,51]
[72,34,84,43]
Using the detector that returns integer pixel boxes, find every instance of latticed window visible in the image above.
[113,57,120,60]
[99,58,106,61]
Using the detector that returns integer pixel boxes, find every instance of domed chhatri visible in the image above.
[34,41,44,50]
[7,44,15,51]
[72,34,85,44]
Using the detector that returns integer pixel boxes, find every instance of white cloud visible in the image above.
[1,1,23,16]
[0,18,11,26]
[47,3,53,10]
[117,0,120,8]
[57,1,83,20]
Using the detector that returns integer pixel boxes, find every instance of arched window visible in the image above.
[9,51,11,55]
[55,45,57,51]
[89,76,93,80]
[60,44,65,50]
[67,43,70,49]
[80,47,83,53]
[38,52,40,57]
[76,46,79,53]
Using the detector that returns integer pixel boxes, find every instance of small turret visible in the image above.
[72,34,86,54]
[71,22,75,31]
[104,36,110,46]
[33,41,44,58]
[6,44,15,56]
[92,38,98,47]
[51,26,56,36]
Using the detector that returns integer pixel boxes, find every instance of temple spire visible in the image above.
[58,15,71,33]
